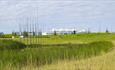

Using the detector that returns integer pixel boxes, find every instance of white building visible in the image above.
[42,32,48,35]
[51,28,87,35]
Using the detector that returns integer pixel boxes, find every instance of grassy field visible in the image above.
[21,33,115,44]
[0,33,115,70]
[38,47,115,70]
[1,33,115,44]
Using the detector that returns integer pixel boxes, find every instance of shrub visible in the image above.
[0,40,26,50]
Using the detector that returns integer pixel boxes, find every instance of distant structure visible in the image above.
[18,23,42,37]
[20,35,24,38]
[52,28,87,35]
[42,32,48,35]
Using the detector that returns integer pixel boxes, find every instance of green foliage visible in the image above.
[22,31,28,37]
[12,32,18,36]
[0,40,26,50]
[1,34,13,38]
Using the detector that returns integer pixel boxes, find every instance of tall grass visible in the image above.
[0,40,26,50]
[39,47,115,70]
[0,33,115,70]
[0,41,113,69]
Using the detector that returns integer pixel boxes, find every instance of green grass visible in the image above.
[1,33,115,44]
[0,41,114,69]
[39,48,115,70]
[15,33,115,45]
[0,40,26,50]
[0,33,115,70]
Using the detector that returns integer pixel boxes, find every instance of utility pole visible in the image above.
[19,23,22,42]
[30,23,32,45]
[87,28,90,34]
[32,23,35,44]
[35,23,37,45]
[26,17,29,46]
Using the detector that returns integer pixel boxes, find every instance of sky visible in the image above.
[0,0,115,33]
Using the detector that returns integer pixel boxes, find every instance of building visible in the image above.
[51,28,87,35]
[42,32,48,35]
[52,28,75,35]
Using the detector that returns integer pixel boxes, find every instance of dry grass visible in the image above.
[37,47,115,70]
[1,45,115,70]
[6,47,115,70]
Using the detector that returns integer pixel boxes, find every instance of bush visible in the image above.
[2,34,12,38]
[0,40,26,50]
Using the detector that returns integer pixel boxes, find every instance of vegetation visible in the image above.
[0,33,115,70]
[0,41,114,69]
[19,33,115,45]
[39,48,115,70]
[0,40,26,50]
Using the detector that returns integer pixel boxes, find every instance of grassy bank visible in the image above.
[39,47,115,70]
[0,41,114,70]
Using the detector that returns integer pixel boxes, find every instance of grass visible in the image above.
[0,33,115,70]
[0,41,113,69]
[0,40,26,50]
[38,47,115,70]
[19,33,115,44]
[1,33,115,44]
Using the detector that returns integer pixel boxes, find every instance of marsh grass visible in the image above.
[39,47,115,70]
[0,40,26,50]
[0,41,113,69]
[0,33,115,70]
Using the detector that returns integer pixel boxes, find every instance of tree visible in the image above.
[106,28,109,33]
[33,31,36,36]
[54,31,57,35]
[73,30,76,34]
[22,31,28,37]
[12,32,17,36]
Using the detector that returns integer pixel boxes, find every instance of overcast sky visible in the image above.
[0,0,115,33]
